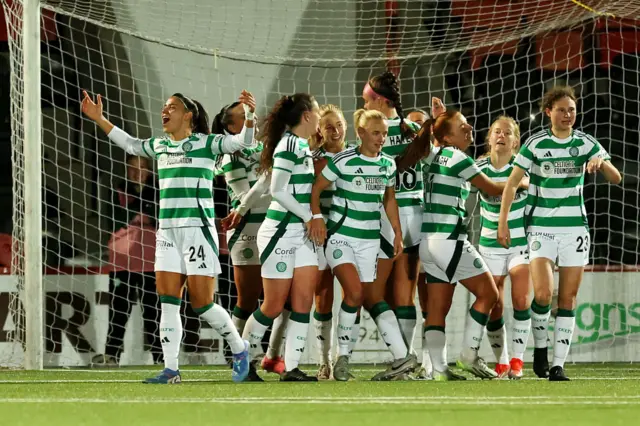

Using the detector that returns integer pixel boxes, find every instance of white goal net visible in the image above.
[2,0,640,368]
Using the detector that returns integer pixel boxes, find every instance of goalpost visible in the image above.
[2,0,640,369]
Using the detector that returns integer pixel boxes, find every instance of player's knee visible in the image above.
[260,301,285,319]
[188,294,213,310]
[511,294,529,312]
[534,288,553,306]
[557,293,577,310]
[344,289,364,308]
[316,294,334,313]
[491,298,504,317]
[482,283,500,307]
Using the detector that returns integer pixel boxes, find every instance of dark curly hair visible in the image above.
[259,93,316,173]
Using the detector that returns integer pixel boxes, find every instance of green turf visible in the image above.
[0,364,638,425]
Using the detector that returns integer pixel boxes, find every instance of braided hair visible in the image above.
[367,71,414,140]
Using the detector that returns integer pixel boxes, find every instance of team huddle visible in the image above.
[81,71,621,384]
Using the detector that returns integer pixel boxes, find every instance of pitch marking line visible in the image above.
[0,396,638,405]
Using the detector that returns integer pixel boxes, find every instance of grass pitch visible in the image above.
[0,363,638,425]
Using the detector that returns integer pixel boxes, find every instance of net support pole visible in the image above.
[22,0,43,370]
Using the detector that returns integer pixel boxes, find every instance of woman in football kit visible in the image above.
[213,103,264,334]
[213,103,288,380]
[81,90,256,384]
[240,93,322,381]
[311,109,416,381]
[308,104,348,379]
[471,116,531,379]
[361,71,422,355]
[397,110,528,381]
[406,104,444,379]
[498,86,621,381]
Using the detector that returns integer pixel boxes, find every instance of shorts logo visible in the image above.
[276,262,287,272]
[569,147,579,157]
[182,141,193,152]
[333,249,343,259]
[473,258,483,269]
[242,248,254,259]
[531,241,542,251]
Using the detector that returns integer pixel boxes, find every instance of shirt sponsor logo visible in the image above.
[159,153,193,166]
[540,160,581,176]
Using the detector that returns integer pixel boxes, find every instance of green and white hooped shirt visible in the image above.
[514,128,610,234]
[473,156,527,254]
[421,145,481,241]
[217,142,267,224]
[312,147,338,218]
[262,132,315,232]
[322,146,396,240]
[139,133,244,228]
[382,118,423,211]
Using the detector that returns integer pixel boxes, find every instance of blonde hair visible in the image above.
[481,115,521,158]
[309,104,347,151]
[353,108,387,129]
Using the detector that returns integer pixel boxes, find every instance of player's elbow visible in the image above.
[610,171,622,185]
[271,189,287,204]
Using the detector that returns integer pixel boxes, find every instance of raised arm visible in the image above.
[81,90,152,158]
[211,91,256,154]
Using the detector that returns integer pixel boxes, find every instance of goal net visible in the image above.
[2,0,640,368]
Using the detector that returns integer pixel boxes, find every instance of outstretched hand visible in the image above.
[239,90,256,114]
[81,90,104,121]
[431,97,446,119]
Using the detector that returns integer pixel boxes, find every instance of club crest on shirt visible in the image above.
[569,146,579,157]
[182,141,193,152]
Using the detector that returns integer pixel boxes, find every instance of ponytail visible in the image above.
[367,71,414,140]
[191,100,210,134]
[395,119,432,172]
[211,101,242,135]
[395,110,460,172]
[259,93,315,173]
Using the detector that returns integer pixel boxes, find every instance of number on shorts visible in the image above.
[188,245,206,262]
[576,235,589,253]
